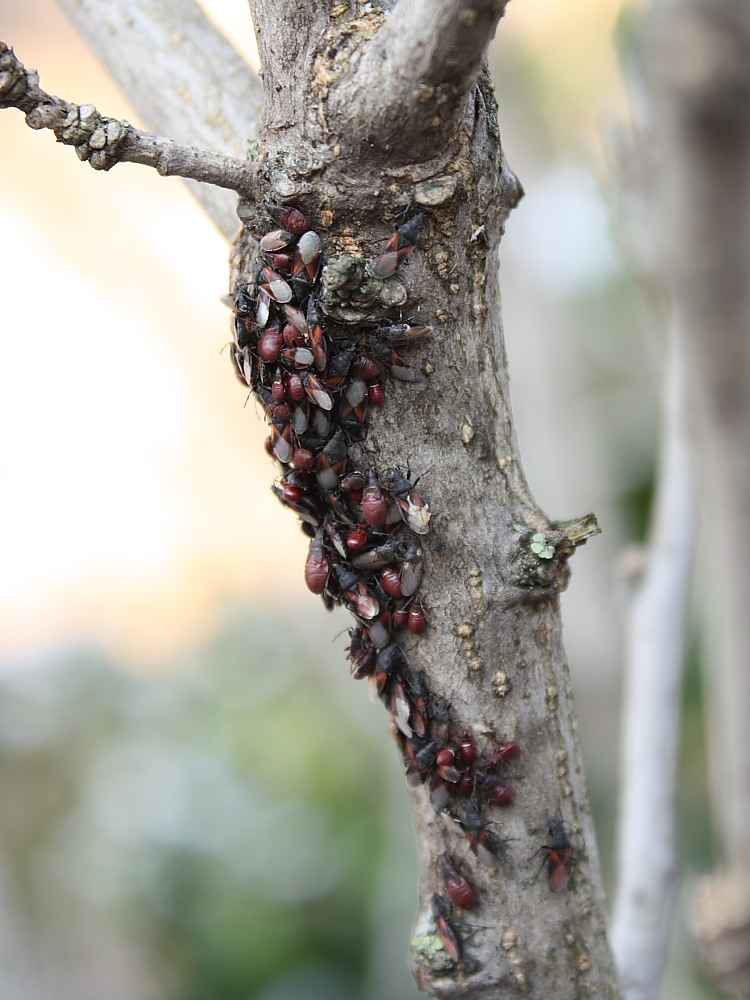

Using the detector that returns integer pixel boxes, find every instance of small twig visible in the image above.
[57,0,264,241]
[0,41,259,198]
[611,321,697,999]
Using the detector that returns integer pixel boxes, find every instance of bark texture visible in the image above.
[229,1,619,997]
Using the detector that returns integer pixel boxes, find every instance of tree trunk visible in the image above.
[230,2,618,996]
[1,1,621,995]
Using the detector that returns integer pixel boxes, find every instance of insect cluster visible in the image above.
[230,204,572,971]
[231,204,431,647]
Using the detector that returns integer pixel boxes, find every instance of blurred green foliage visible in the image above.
[0,608,424,1000]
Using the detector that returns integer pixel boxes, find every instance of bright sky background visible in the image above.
[0,0,635,665]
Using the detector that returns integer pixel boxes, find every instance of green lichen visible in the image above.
[410,909,456,973]
[530,532,555,560]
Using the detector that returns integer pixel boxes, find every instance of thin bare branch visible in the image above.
[57,0,264,240]
[612,321,696,1000]
[0,41,259,211]
[330,0,509,158]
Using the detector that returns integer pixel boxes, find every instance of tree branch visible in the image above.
[56,0,264,240]
[650,0,750,994]
[329,0,509,159]
[0,42,259,209]
[229,5,618,988]
[611,321,696,1000]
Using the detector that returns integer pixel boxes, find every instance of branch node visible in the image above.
[54,104,130,170]
[0,41,37,111]
[512,514,600,593]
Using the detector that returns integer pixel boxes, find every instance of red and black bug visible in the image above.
[350,537,402,572]
[463,801,503,869]
[368,382,386,406]
[367,609,393,650]
[270,423,294,465]
[259,228,295,253]
[430,893,462,963]
[406,680,429,738]
[337,567,380,621]
[264,202,310,235]
[382,466,431,535]
[407,597,429,635]
[439,853,479,910]
[372,214,425,277]
[369,321,432,345]
[399,538,424,597]
[259,266,293,303]
[539,819,576,892]
[257,327,284,363]
[315,430,348,490]
[347,627,376,680]
[483,739,520,769]
[367,336,415,382]
[476,773,516,807]
[345,524,369,553]
[362,468,389,527]
[457,730,477,765]
[455,772,475,797]
[293,230,322,281]
[403,736,439,785]
[381,567,404,598]
[389,676,414,737]
[304,527,331,595]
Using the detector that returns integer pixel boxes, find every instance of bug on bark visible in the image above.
[264,202,310,235]
[259,228,295,253]
[439,853,479,910]
[463,801,504,869]
[382,466,431,535]
[304,527,331,595]
[347,627,376,680]
[483,739,521,769]
[458,729,477,765]
[408,597,429,635]
[539,819,577,892]
[362,468,389,527]
[477,773,517,807]
[430,893,462,963]
[293,230,322,281]
[371,213,425,277]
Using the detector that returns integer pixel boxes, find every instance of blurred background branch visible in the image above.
[612,320,696,999]
[56,0,263,239]
[649,0,750,996]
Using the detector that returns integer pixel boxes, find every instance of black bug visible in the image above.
[372,214,425,277]
[463,801,505,869]
[430,893,462,963]
[538,818,577,892]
